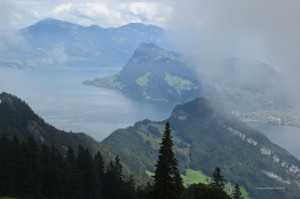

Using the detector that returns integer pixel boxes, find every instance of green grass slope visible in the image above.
[84,43,202,103]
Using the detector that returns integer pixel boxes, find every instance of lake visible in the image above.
[248,123,300,160]
[0,66,174,140]
[1,65,299,160]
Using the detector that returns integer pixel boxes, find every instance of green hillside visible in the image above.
[84,43,289,111]
[0,92,115,161]
[1,91,299,198]
[84,43,201,103]
[103,98,300,199]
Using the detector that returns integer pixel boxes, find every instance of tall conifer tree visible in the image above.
[153,122,184,199]
[232,184,242,199]
[94,151,105,199]
[210,167,225,190]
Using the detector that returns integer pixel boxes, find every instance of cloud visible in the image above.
[3,0,300,109]
[0,1,13,27]
[0,1,28,51]
[164,0,300,110]
[121,2,172,25]
[5,0,172,28]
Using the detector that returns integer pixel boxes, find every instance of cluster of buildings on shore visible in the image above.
[232,111,300,128]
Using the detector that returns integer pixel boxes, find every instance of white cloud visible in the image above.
[3,0,300,109]
[164,0,300,110]
[3,0,172,28]
[121,2,172,25]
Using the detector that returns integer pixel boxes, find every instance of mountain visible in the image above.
[84,43,288,110]
[0,19,173,68]
[1,91,299,198]
[0,92,114,158]
[84,43,202,103]
[103,97,300,199]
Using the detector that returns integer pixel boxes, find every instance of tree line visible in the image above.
[0,122,242,199]
[0,134,135,199]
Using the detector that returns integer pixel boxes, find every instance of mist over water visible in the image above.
[0,66,174,140]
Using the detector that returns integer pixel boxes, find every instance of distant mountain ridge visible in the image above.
[0,18,173,68]
[103,97,300,199]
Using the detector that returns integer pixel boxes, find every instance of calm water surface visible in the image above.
[0,66,174,140]
[248,123,300,160]
[1,66,299,160]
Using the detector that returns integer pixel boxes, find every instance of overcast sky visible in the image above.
[0,0,173,29]
[1,0,300,108]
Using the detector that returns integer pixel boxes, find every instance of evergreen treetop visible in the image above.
[153,122,184,199]
[210,167,225,190]
[232,184,242,199]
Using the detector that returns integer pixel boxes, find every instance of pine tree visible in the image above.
[0,134,11,196]
[40,144,52,198]
[113,155,124,183]
[24,135,42,198]
[232,184,242,199]
[65,146,83,199]
[77,146,95,199]
[123,175,137,199]
[181,183,231,199]
[94,151,105,199]
[104,155,125,199]
[152,122,184,199]
[210,167,225,190]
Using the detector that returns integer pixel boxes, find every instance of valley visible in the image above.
[1,16,300,199]
[1,91,300,198]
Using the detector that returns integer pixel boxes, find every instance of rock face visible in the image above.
[104,97,300,199]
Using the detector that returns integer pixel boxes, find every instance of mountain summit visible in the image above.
[1,19,173,68]
[84,43,202,103]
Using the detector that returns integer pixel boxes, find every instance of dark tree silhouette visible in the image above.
[232,184,242,199]
[94,151,105,199]
[210,167,225,190]
[77,146,95,199]
[152,122,184,199]
[181,183,231,199]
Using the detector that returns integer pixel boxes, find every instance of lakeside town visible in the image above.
[232,110,300,128]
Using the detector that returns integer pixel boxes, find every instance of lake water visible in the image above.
[0,66,174,140]
[1,66,299,160]
[248,123,300,160]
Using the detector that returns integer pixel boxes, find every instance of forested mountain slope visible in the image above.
[104,98,300,199]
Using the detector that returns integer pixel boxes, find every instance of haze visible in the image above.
[0,1,300,147]
[1,0,299,107]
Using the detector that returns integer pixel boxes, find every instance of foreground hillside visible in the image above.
[0,92,113,158]
[103,98,300,199]
[0,92,231,199]
[1,92,299,198]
